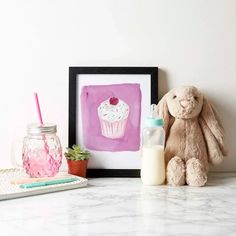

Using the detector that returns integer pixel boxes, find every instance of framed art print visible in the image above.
[69,67,158,177]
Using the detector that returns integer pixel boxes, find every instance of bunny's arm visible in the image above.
[199,117,225,165]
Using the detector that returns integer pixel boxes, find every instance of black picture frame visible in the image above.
[69,67,158,177]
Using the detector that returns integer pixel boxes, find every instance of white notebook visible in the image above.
[0,168,88,200]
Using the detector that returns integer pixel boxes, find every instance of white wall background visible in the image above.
[0,0,235,171]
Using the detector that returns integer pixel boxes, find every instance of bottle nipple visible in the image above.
[150,104,157,119]
[145,104,164,127]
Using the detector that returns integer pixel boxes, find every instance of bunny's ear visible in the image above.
[200,97,227,155]
[156,94,172,136]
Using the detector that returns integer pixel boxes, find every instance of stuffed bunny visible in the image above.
[157,86,227,186]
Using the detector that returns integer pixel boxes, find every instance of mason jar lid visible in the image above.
[27,123,57,135]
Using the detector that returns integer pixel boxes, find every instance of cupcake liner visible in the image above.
[99,118,128,139]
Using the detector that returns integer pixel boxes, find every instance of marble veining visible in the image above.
[0,173,236,236]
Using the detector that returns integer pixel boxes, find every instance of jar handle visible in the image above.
[10,140,23,168]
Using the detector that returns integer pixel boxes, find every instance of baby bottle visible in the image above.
[141,104,165,185]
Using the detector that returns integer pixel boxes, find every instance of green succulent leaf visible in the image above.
[64,144,91,161]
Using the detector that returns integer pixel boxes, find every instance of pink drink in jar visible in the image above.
[22,123,62,178]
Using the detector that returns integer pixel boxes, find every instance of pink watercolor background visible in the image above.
[80,83,141,151]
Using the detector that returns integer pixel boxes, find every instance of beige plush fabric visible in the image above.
[157,86,227,187]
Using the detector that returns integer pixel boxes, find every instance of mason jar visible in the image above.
[22,123,62,178]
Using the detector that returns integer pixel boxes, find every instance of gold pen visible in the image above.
[11,175,72,185]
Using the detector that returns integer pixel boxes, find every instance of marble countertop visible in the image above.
[0,173,236,236]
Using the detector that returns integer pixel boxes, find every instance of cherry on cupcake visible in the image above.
[109,97,119,105]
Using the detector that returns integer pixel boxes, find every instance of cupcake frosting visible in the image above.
[97,98,129,122]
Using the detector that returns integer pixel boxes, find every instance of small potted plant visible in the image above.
[64,145,91,177]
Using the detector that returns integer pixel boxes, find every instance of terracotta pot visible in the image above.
[67,159,88,177]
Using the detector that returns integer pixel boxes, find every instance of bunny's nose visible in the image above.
[180,100,189,108]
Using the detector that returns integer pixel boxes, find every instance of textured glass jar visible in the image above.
[22,123,62,177]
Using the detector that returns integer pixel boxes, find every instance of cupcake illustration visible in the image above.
[97,97,130,139]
